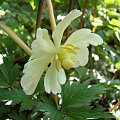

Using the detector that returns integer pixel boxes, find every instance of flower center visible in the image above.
[58,44,79,70]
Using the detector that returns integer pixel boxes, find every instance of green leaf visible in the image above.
[0,34,18,53]
[8,112,27,120]
[0,56,20,88]
[75,66,89,80]
[54,0,61,3]
[0,0,5,5]
[0,90,36,111]
[35,76,45,93]
[105,0,115,5]
[62,81,107,108]
[64,106,113,120]
[36,96,63,120]
[0,102,10,119]
[115,61,120,69]
[116,0,120,4]
[110,19,120,28]
[61,81,113,119]
[25,0,36,9]
[104,0,115,7]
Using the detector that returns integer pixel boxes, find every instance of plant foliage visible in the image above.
[0,0,120,119]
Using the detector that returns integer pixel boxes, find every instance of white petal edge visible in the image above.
[44,62,65,94]
[74,46,89,67]
[31,28,56,59]
[21,57,51,95]
[65,28,103,47]
[34,28,55,48]
[52,9,82,48]
[57,67,66,85]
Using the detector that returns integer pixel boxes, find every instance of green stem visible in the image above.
[0,23,32,56]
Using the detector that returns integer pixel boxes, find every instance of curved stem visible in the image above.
[0,23,32,56]
[65,0,74,39]
[68,0,74,12]
[79,0,88,28]
[35,0,45,36]
[75,0,81,10]
[46,0,56,31]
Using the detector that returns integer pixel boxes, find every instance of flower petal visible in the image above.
[52,9,82,48]
[57,67,66,85]
[44,62,66,94]
[74,46,89,67]
[65,28,103,47]
[31,28,56,59]
[21,57,50,95]
[21,28,56,95]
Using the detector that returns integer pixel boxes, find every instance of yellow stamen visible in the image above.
[58,44,79,70]
[62,59,74,70]
[64,45,74,50]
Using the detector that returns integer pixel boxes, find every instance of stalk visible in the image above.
[0,23,31,55]
[46,0,56,31]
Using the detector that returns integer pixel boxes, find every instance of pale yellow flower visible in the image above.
[21,9,103,95]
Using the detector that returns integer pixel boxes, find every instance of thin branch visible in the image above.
[46,0,56,31]
[75,0,81,10]
[66,0,74,36]
[68,0,74,13]
[81,0,88,17]
[65,0,74,39]
[79,0,88,28]
[35,0,44,35]
[109,101,120,112]
[0,23,32,55]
